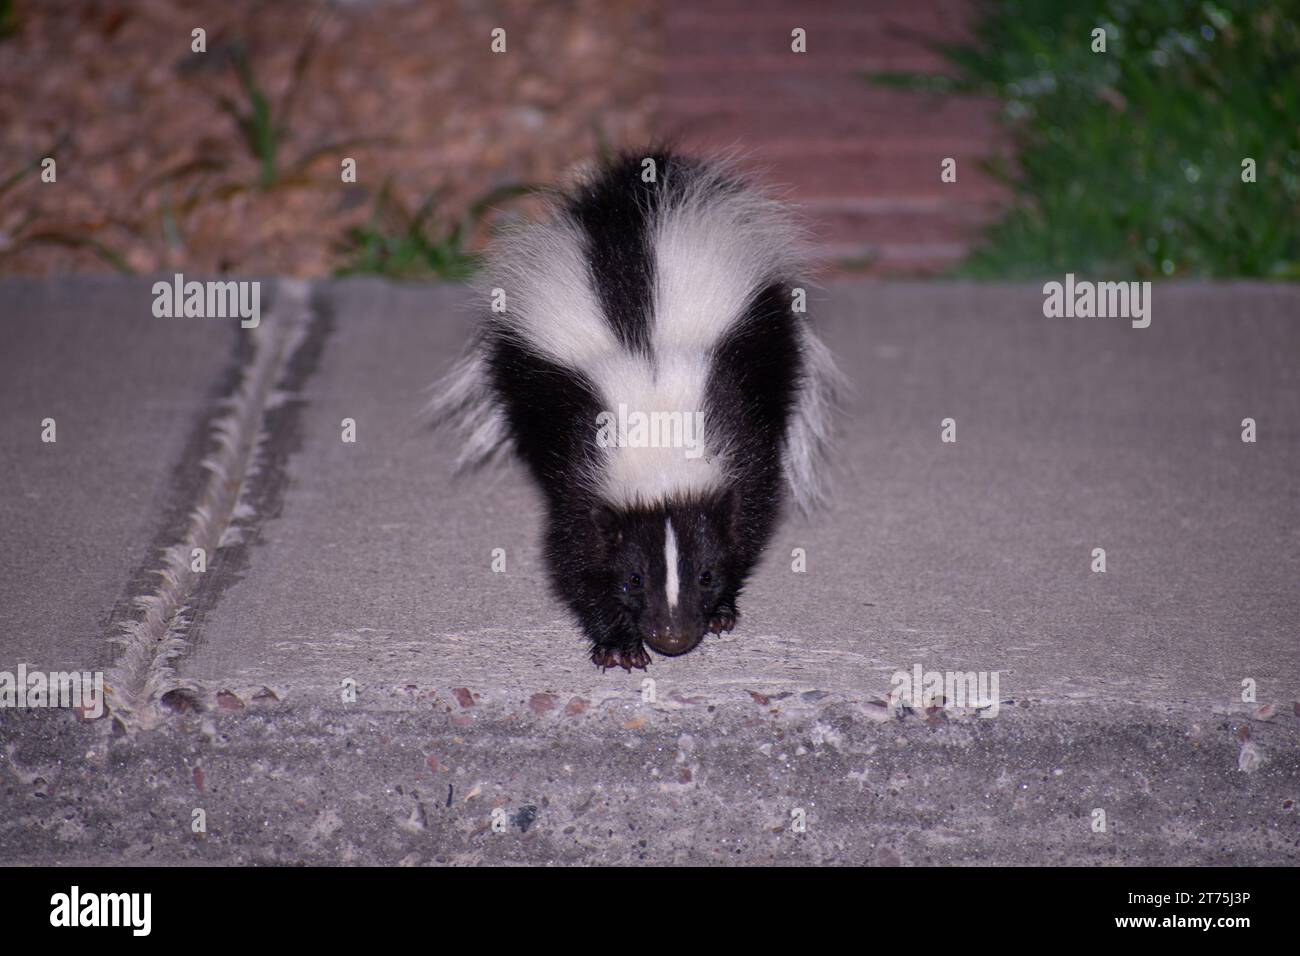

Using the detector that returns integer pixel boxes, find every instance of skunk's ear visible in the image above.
[591,504,622,546]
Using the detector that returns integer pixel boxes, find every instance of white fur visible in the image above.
[491,219,622,368]
[591,347,722,504]
[652,163,805,353]
[664,517,680,609]
[429,350,511,471]
[427,218,613,471]
[784,324,846,513]
[595,161,809,505]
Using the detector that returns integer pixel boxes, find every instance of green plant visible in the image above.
[335,179,537,279]
[219,44,283,188]
[8,228,133,273]
[871,0,1300,278]
[0,132,132,273]
[209,15,379,189]
[0,0,18,39]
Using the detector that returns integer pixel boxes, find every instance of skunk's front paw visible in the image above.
[707,606,738,634]
[591,642,651,672]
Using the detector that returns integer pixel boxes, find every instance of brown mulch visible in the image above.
[0,0,660,276]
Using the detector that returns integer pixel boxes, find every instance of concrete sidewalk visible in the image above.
[1,277,1297,865]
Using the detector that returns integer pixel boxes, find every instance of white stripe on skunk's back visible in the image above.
[594,169,806,505]
[488,219,621,370]
[652,162,805,354]
[590,347,724,506]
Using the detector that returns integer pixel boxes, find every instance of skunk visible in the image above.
[432,149,841,671]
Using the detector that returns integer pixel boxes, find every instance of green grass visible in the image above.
[334,179,537,280]
[0,131,134,274]
[0,0,17,39]
[221,46,283,189]
[211,19,342,190]
[208,16,382,191]
[872,0,1300,278]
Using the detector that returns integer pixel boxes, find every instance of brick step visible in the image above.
[807,205,1002,246]
[801,195,1003,213]
[652,146,1010,203]
[663,91,1001,120]
[657,0,1008,276]
[659,68,974,101]
[665,128,1008,162]
[661,54,959,76]
[661,30,968,62]
[664,10,976,36]
[703,150,1009,198]
[660,104,1003,145]
[810,240,969,274]
[665,0,978,20]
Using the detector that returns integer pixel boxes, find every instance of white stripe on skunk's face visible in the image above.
[664,517,680,609]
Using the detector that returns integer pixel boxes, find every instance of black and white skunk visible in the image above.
[433,149,841,671]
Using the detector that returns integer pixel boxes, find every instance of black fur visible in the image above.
[561,151,671,354]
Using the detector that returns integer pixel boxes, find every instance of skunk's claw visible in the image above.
[707,610,737,634]
[590,646,619,670]
[620,643,651,670]
[591,643,651,672]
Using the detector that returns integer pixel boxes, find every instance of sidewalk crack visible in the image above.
[105,279,315,730]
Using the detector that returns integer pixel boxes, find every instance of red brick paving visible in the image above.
[658,0,1012,274]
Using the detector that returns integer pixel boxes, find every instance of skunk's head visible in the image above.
[592,494,740,657]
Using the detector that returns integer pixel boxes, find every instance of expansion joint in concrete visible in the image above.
[104,280,315,730]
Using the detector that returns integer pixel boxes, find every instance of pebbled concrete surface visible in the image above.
[2,698,1297,865]
[0,277,1297,865]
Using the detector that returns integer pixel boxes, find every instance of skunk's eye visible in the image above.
[626,573,643,590]
[698,570,713,587]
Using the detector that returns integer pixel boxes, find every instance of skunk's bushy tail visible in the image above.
[427,345,512,471]
[785,321,848,513]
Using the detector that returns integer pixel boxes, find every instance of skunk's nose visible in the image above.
[645,627,701,657]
